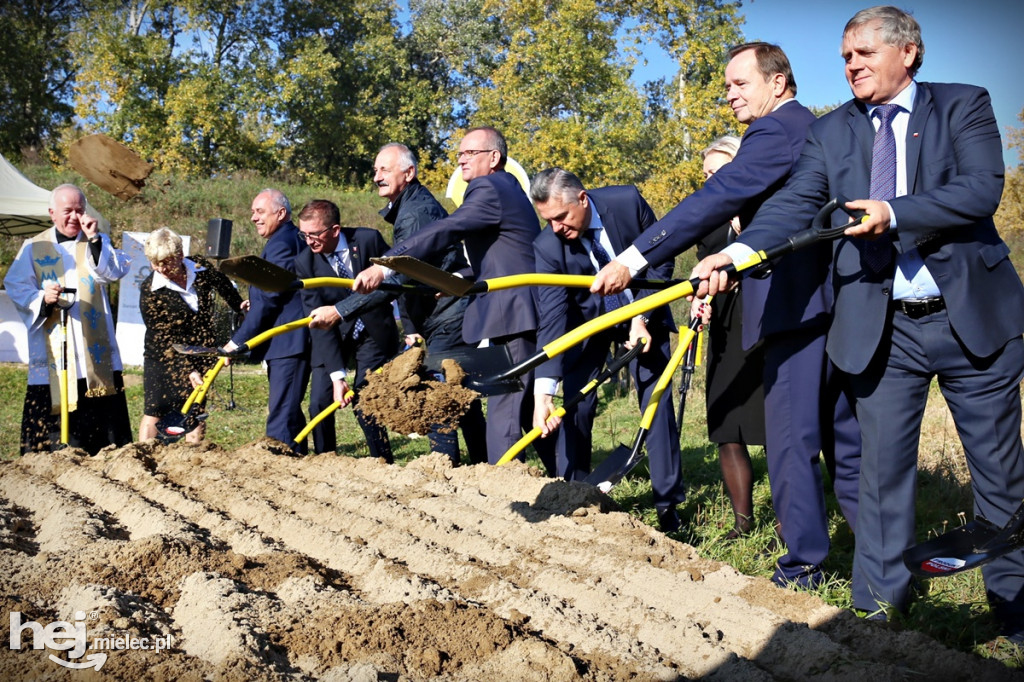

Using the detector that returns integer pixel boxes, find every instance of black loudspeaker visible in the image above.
[206,218,233,259]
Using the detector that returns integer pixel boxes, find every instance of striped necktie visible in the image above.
[864,103,901,272]
[329,251,364,338]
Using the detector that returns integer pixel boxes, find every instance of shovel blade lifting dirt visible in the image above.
[434,345,523,396]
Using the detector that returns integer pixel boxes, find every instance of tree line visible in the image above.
[4,0,1022,226]
[1,0,749,208]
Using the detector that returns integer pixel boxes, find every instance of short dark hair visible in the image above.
[728,42,797,96]
[297,199,340,228]
[530,167,586,204]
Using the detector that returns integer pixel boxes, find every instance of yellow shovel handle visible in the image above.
[495,405,568,466]
[293,390,355,444]
[481,274,596,292]
[240,316,314,351]
[635,299,710,431]
[542,280,695,361]
[182,357,226,414]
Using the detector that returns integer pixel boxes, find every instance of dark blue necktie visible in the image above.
[865,103,901,272]
[589,230,626,313]
[329,252,364,338]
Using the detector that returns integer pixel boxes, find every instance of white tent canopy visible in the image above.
[0,153,108,236]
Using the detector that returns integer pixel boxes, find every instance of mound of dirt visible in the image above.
[1,442,1017,680]
[358,346,479,435]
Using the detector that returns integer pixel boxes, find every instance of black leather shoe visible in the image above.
[656,506,682,533]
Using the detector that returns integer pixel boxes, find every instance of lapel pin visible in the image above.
[912,132,919,137]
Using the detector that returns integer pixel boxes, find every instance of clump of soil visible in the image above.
[359,346,479,436]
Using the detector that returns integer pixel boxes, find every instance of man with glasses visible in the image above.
[223,188,311,454]
[353,127,555,469]
[296,199,398,459]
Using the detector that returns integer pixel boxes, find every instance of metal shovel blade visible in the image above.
[373,256,474,296]
[156,405,209,441]
[584,443,639,493]
[903,508,1024,578]
[220,255,298,292]
[425,344,523,396]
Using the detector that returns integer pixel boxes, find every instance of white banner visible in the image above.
[0,291,30,364]
[115,231,190,367]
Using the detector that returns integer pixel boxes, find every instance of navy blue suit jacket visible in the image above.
[633,100,825,348]
[737,83,1024,374]
[294,228,399,373]
[384,171,541,344]
[231,220,310,362]
[534,186,675,380]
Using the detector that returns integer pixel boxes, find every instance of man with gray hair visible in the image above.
[5,183,133,454]
[223,188,311,453]
[368,142,487,464]
[695,5,1024,636]
[530,168,686,531]
[353,127,554,466]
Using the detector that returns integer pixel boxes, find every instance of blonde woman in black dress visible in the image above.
[694,136,766,539]
[138,228,245,443]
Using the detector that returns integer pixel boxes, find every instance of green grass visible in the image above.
[1,360,1022,667]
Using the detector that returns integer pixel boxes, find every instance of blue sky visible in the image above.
[634,0,1023,166]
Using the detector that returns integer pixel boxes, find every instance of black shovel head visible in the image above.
[373,256,474,297]
[902,516,1024,577]
[425,344,523,396]
[584,443,637,493]
[903,517,1024,578]
[220,255,297,292]
[156,405,209,441]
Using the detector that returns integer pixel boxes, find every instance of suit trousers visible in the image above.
[266,355,312,455]
[308,332,394,461]
[555,329,685,509]
[486,332,557,467]
[848,309,1024,619]
[763,328,861,585]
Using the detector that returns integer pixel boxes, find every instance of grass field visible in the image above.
[1,358,1021,668]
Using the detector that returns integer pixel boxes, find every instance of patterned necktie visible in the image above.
[865,103,901,272]
[329,251,364,339]
[589,230,626,313]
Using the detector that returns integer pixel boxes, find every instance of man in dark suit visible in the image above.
[353,127,555,466]
[530,168,686,531]
[297,199,398,460]
[224,188,311,454]
[592,42,861,587]
[369,142,487,465]
[696,7,1024,635]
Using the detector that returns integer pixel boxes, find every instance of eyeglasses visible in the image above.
[300,225,333,242]
[455,149,495,160]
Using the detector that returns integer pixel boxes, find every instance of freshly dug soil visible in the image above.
[358,345,478,435]
[1,442,1019,681]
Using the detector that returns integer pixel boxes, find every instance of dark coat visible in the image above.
[738,83,1024,373]
[230,220,310,362]
[294,227,399,372]
[384,171,541,344]
[380,180,469,338]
